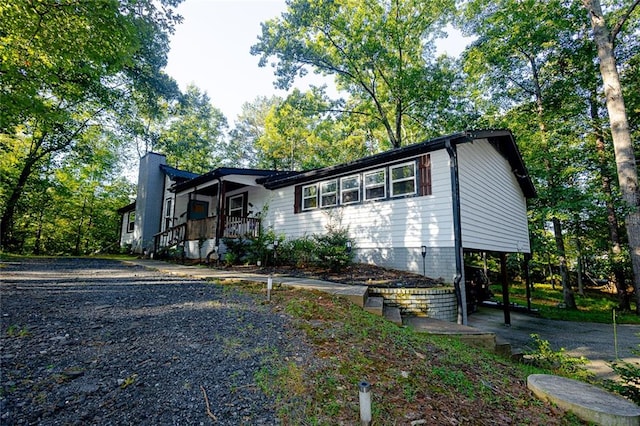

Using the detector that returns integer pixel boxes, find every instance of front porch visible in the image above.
[153,215,260,255]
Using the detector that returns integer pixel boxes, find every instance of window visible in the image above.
[302,184,318,210]
[227,194,245,217]
[341,175,360,204]
[164,198,172,230]
[364,169,386,201]
[127,212,135,233]
[320,180,338,207]
[390,162,416,197]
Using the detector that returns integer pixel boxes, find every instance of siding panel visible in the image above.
[457,141,530,253]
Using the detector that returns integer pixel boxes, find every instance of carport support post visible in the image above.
[500,252,511,326]
[524,253,532,312]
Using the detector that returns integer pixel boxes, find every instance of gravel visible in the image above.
[1,258,310,425]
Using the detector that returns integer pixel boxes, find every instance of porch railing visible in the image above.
[154,216,261,254]
[154,223,187,253]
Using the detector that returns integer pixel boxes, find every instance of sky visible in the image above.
[164,0,470,125]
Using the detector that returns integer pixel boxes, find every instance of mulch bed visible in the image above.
[219,263,445,288]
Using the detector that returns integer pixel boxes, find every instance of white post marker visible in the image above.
[359,381,371,426]
[267,275,273,302]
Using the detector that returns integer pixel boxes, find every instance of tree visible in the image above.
[582,0,640,313]
[250,0,455,149]
[0,0,182,250]
[156,85,228,174]
[460,0,590,308]
[227,96,282,168]
[256,87,372,170]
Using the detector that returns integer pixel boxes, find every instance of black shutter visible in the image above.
[419,154,432,196]
[294,185,302,214]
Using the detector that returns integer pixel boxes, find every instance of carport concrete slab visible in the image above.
[527,374,640,426]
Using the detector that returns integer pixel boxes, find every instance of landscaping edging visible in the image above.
[367,287,457,321]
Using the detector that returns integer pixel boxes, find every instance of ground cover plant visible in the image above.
[220,280,584,425]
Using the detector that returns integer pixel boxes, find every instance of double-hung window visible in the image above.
[228,194,245,217]
[320,180,338,207]
[164,198,173,230]
[364,169,386,201]
[127,212,135,233]
[302,184,318,210]
[390,162,416,197]
[340,175,360,204]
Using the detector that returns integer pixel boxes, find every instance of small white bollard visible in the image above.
[267,275,273,302]
[359,381,371,426]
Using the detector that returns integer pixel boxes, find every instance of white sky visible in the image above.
[164,0,470,125]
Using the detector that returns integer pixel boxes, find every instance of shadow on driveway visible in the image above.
[468,307,640,379]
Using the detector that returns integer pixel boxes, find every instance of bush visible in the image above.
[313,228,352,272]
[524,334,592,381]
[278,236,316,268]
[222,226,354,273]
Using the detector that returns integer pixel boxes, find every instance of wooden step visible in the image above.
[383,305,402,325]
[364,296,384,316]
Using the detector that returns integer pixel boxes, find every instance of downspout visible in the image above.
[214,177,224,249]
[445,139,468,325]
[206,177,224,265]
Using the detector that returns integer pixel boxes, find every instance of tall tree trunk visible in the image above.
[0,156,39,250]
[553,217,577,309]
[584,0,640,313]
[590,95,631,310]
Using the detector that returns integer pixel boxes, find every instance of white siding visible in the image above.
[457,140,531,253]
[262,150,456,277]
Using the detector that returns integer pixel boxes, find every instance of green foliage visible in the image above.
[222,226,354,272]
[251,0,461,148]
[605,336,640,405]
[155,85,229,173]
[0,0,182,251]
[311,227,352,272]
[524,334,592,381]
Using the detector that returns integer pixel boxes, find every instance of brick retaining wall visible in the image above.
[368,287,457,322]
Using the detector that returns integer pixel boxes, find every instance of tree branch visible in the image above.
[611,0,640,41]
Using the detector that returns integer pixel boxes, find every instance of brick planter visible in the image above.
[367,287,457,322]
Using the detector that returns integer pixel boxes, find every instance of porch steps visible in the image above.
[383,305,403,326]
[364,296,384,316]
[364,296,403,326]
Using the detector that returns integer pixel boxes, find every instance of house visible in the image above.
[119,129,535,320]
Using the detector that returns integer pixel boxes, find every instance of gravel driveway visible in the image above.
[1,258,309,425]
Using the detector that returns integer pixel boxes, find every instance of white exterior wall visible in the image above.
[457,140,531,253]
[119,212,135,247]
[262,150,458,280]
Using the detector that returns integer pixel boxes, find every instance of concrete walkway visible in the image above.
[124,259,370,307]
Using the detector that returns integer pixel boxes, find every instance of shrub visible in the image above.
[222,226,354,272]
[604,335,640,404]
[524,334,592,381]
[313,228,352,272]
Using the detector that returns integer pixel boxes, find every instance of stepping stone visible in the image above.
[527,374,640,426]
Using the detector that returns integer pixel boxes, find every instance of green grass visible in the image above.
[490,281,640,324]
[224,281,583,425]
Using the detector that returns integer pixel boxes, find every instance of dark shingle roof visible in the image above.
[259,129,536,198]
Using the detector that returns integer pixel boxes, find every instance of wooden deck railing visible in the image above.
[154,216,260,253]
